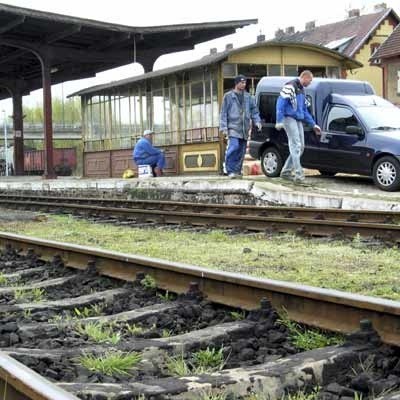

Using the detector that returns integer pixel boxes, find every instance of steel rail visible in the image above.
[0,352,79,399]
[0,194,398,223]
[0,231,399,346]
[1,199,400,241]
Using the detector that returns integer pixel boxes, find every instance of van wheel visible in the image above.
[261,147,283,177]
[373,156,400,191]
[319,170,336,177]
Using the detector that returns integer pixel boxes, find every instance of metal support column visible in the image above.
[41,57,56,179]
[12,89,24,175]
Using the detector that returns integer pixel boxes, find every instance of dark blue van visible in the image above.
[249,77,400,191]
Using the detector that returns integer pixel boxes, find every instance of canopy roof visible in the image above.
[0,2,256,99]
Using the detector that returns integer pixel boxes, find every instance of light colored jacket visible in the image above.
[219,90,261,140]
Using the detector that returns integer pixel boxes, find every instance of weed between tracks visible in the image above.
[2,214,400,300]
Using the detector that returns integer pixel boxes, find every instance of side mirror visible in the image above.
[345,125,363,136]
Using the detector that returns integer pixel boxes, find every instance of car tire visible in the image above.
[319,170,337,177]
[260,147,283,177]
[372,156,400,191]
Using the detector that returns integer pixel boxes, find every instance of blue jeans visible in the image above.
[134,153,166,169]
[281,117,305,179]
[225,137,247,174]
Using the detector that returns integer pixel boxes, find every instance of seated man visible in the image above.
[133,129,166,177]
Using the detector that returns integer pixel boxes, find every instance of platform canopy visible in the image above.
[0,2,257,99]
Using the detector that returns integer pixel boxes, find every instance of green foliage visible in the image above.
[162,329,173,338]
[140,274,157,290]
[166,352,192,377]
[283,387,320,400]
[14,288,45,303]
[192,347,225,373]
[157,290,176,301]
[124,323,145,336]
[229,310,246,321]
[23,97,81,124]
[22,309,32,319]
[0,273,7,285]
[78,350,141,376]
[75,322,121,344]
[278,310,344,350]
[166,347,226,377]
[73,303,104,319]
[6,214,400,301]
[197,391,228,400]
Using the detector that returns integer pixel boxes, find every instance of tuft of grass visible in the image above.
[140,274,156,290]
[14,287,45,303]
[75,322,121,344]
[166,347,226,377]
[162,329,173,338]
[166,352,192,377]
[0,273,8,286]
[230,310,246,321]
[124,323,145,336]
[278,310,344,350]
[73,303,104,319]
[157,290,176,301]
[283,387,320,400]
[78,350,141,376]
[197,391,228,400]
[192,347,225,374]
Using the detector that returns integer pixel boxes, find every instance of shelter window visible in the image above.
[258,93,278,124]
[238,64,267,77]
[267,65,281,76]
[152,89,164,133]
[284,65,298,76]
[120,96,130,136]
[223,63,236,77]
[327,66,340,79]
[191,81,204,129]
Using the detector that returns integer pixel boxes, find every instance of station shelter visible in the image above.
[70,40,361,177]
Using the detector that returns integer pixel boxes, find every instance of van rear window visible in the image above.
[258,94,278,124]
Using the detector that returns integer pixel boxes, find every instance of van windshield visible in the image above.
[357,106,400,131]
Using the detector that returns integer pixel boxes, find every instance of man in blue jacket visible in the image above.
[275,70,321,183]
[133,129,166,177]
[220,75,261,178]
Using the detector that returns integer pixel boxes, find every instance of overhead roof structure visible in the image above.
[70,40,363,97]
[0,2,256,99]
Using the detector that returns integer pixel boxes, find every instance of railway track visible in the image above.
[0,194,400,242]
[0,232,398,399]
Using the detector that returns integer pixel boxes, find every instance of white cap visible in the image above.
[143,129,154,136]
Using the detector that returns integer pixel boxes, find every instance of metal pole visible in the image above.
[3,110,8,176]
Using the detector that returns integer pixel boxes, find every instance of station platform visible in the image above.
[0,172,399,212]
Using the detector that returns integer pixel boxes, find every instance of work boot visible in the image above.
[154,167,163,177]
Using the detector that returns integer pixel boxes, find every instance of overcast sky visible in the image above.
[0,0,398,115]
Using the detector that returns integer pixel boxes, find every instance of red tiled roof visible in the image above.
[275,8,398,57]
[371,22,400,59]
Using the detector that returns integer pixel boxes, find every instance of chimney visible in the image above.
[305,21,315,31]
[275,28,285,39]
[257,34,265,42]
[348,9,360,18]
[225,43,233,51]
[374,3,387,12]
[210,48,217,55]
[285,26,295,35]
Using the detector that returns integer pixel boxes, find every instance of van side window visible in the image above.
[258,94,278,124]
[327,106,361,133]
